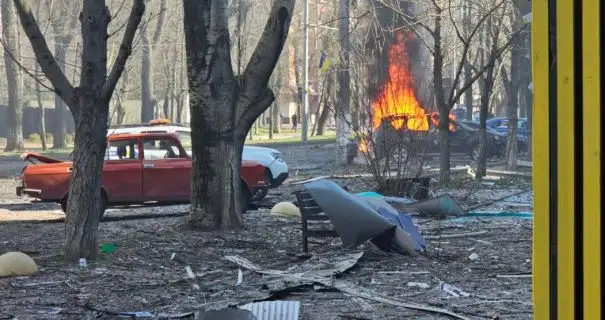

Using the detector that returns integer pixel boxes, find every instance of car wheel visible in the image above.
[60,191,107,220]
[240,184,251,213]
[470,144,480,160]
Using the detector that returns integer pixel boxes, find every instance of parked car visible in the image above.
[485,117,529,152]
[455,120,508,160]
[107,120,288,197]
[16,132,269,216]
[372,114,507,160]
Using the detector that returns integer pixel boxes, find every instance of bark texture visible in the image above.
[14,0,145,261]
[2,0,24,151]
[183,0,295,229]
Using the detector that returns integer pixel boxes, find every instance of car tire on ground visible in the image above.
[470,143,480,161]
[60,191,107,219]
[240,183,251,213]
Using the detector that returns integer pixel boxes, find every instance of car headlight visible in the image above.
[271,152,284,162]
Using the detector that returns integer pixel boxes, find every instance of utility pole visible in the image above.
[335,0,351,163]
[301,0,309,142]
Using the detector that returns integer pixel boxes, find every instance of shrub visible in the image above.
[28,133,41,143]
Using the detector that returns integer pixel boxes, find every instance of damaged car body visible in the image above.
[16,132,268,216]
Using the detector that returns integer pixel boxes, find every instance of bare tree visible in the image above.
[140,0,167,122]
[183,0,295,229]
[500,10,524,170]
[2,0,24,151]
[49,0,79,149]
[474,4,506,178]
[14,0,145,260]
[425,0,523,183]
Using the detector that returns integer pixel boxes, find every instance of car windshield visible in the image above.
[177,131,192,149]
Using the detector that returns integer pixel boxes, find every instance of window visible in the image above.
[142,138,184,160]
[106,139,139,160]
[176,131,192,149]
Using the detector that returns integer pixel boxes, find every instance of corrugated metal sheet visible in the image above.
[240,301,300,320]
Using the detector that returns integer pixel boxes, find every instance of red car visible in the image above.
[16,132,268,215]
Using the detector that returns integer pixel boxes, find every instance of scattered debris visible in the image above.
[240,301,300,320]
[303,179,417,255]
[439,282,470,298]
[227,255,472,320]
[496,274,532,279]
[399,194,466,217]
[468,253,480,261]
[407,282,430,289]
[424,231,488,240]
[464,189,532,212]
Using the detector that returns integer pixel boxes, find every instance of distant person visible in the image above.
[291,114,298,132]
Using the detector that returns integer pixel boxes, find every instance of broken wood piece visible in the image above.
[377,271,430,275]
[496,274,532,279]
[226,255,472,320]
[424,231,488,240]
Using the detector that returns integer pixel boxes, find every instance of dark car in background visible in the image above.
[372,115,507,161]
[485,117,529,152]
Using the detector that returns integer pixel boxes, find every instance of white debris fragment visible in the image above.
[440,282,470,298]
[237,268,243,286]
[469,252,480,261]
[185,265,196,279]
[407,282,430,289]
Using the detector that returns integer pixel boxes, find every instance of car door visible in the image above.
[102,138,143,202]
[141,136,191,202]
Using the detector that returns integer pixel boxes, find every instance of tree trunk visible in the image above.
[2,0,24,151]
[463,61,473,121]
[52,42,69,148]
[272,98,281,134]
[188,107,245,230]
[438,111,451,184]
[316,104,330,136]
[269,103,274,139]
[35,63,47,150]
[183,0,294,229]
[525,84,533,159]
[140,29,154,122]
[15,0,145,261]
[64,99,109,260]
[431,6,450,184]
[116,70,129,125]
[504,40,522,170]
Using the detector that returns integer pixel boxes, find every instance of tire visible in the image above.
[240,183,251,213]
[470,143,480,161]
[60,190,107,219]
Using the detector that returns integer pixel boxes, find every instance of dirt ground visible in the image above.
[0,143,533,320]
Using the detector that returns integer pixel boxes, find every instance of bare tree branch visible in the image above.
[102,0,146,101]
[13,0,75,107]
[447,0,507,105]
[450,23,529,108]
[238,0,295,126]
[152,0,168,44]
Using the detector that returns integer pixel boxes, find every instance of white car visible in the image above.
[106,122,289,195]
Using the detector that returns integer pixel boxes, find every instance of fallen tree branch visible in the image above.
[424,231,488,240]
[225,255,471,320]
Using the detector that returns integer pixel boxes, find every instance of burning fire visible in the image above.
[371,32,428,132]
[358,32,456,155]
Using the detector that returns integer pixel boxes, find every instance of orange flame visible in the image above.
[371,33,428,132]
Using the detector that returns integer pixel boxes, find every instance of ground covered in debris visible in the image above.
[0,143,533,319]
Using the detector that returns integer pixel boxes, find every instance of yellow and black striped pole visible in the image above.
[533,0,602,319]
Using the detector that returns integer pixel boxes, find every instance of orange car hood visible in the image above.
[21,152,65,164]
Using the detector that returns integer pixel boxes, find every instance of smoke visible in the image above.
[366,0,433,110]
